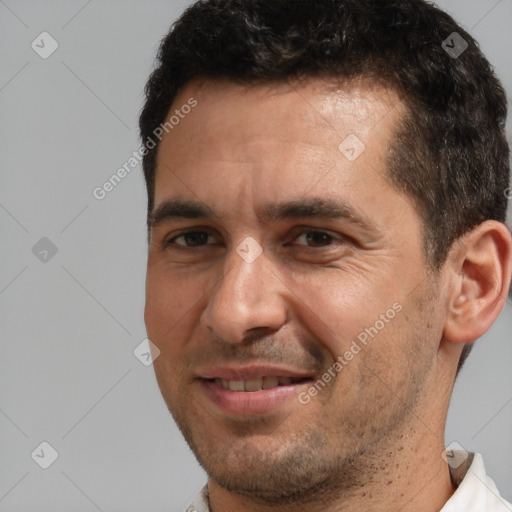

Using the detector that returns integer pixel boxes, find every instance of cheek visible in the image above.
[145,272,202,401]
[144,269,205,346]
[283,265,400,357]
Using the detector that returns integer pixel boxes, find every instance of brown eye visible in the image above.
[295,230,337,247]
[305,231,333,247]
[167,230,215,247]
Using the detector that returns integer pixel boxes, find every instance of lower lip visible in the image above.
[200,379,311,416]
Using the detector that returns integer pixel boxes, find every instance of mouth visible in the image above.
[198,367,316,416]
[207,376,312,392]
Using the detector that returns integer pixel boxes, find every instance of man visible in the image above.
[139,0,512,510]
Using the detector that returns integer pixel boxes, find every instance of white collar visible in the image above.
[442,452,511,511]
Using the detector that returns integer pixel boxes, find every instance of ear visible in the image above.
[443,220,512,344]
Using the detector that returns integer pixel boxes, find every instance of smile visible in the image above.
[211,376,310,392]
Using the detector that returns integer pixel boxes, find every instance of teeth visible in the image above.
[244,378,263,391]
[228,380,245,391]
[214,376,304,392]
[263,376,279,389]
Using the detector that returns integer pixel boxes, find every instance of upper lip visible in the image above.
[197,364,314,381]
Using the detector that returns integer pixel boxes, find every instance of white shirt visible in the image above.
[184,452,512,511]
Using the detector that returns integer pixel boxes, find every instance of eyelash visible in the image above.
[163,228,346,249]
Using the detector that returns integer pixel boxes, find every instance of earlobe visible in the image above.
[443,220,512,344]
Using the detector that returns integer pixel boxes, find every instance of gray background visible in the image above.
[0,1,511,510]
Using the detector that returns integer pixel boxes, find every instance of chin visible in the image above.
[187,426,360,505]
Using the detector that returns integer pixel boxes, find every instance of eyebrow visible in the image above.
[149,197,375,232]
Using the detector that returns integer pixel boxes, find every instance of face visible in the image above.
[144,78,446,503]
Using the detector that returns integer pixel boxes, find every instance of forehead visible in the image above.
[153,77,407,221]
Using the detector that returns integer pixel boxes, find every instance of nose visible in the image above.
[199,244,288,343]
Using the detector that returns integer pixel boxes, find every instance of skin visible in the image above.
[144,78,512,512]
